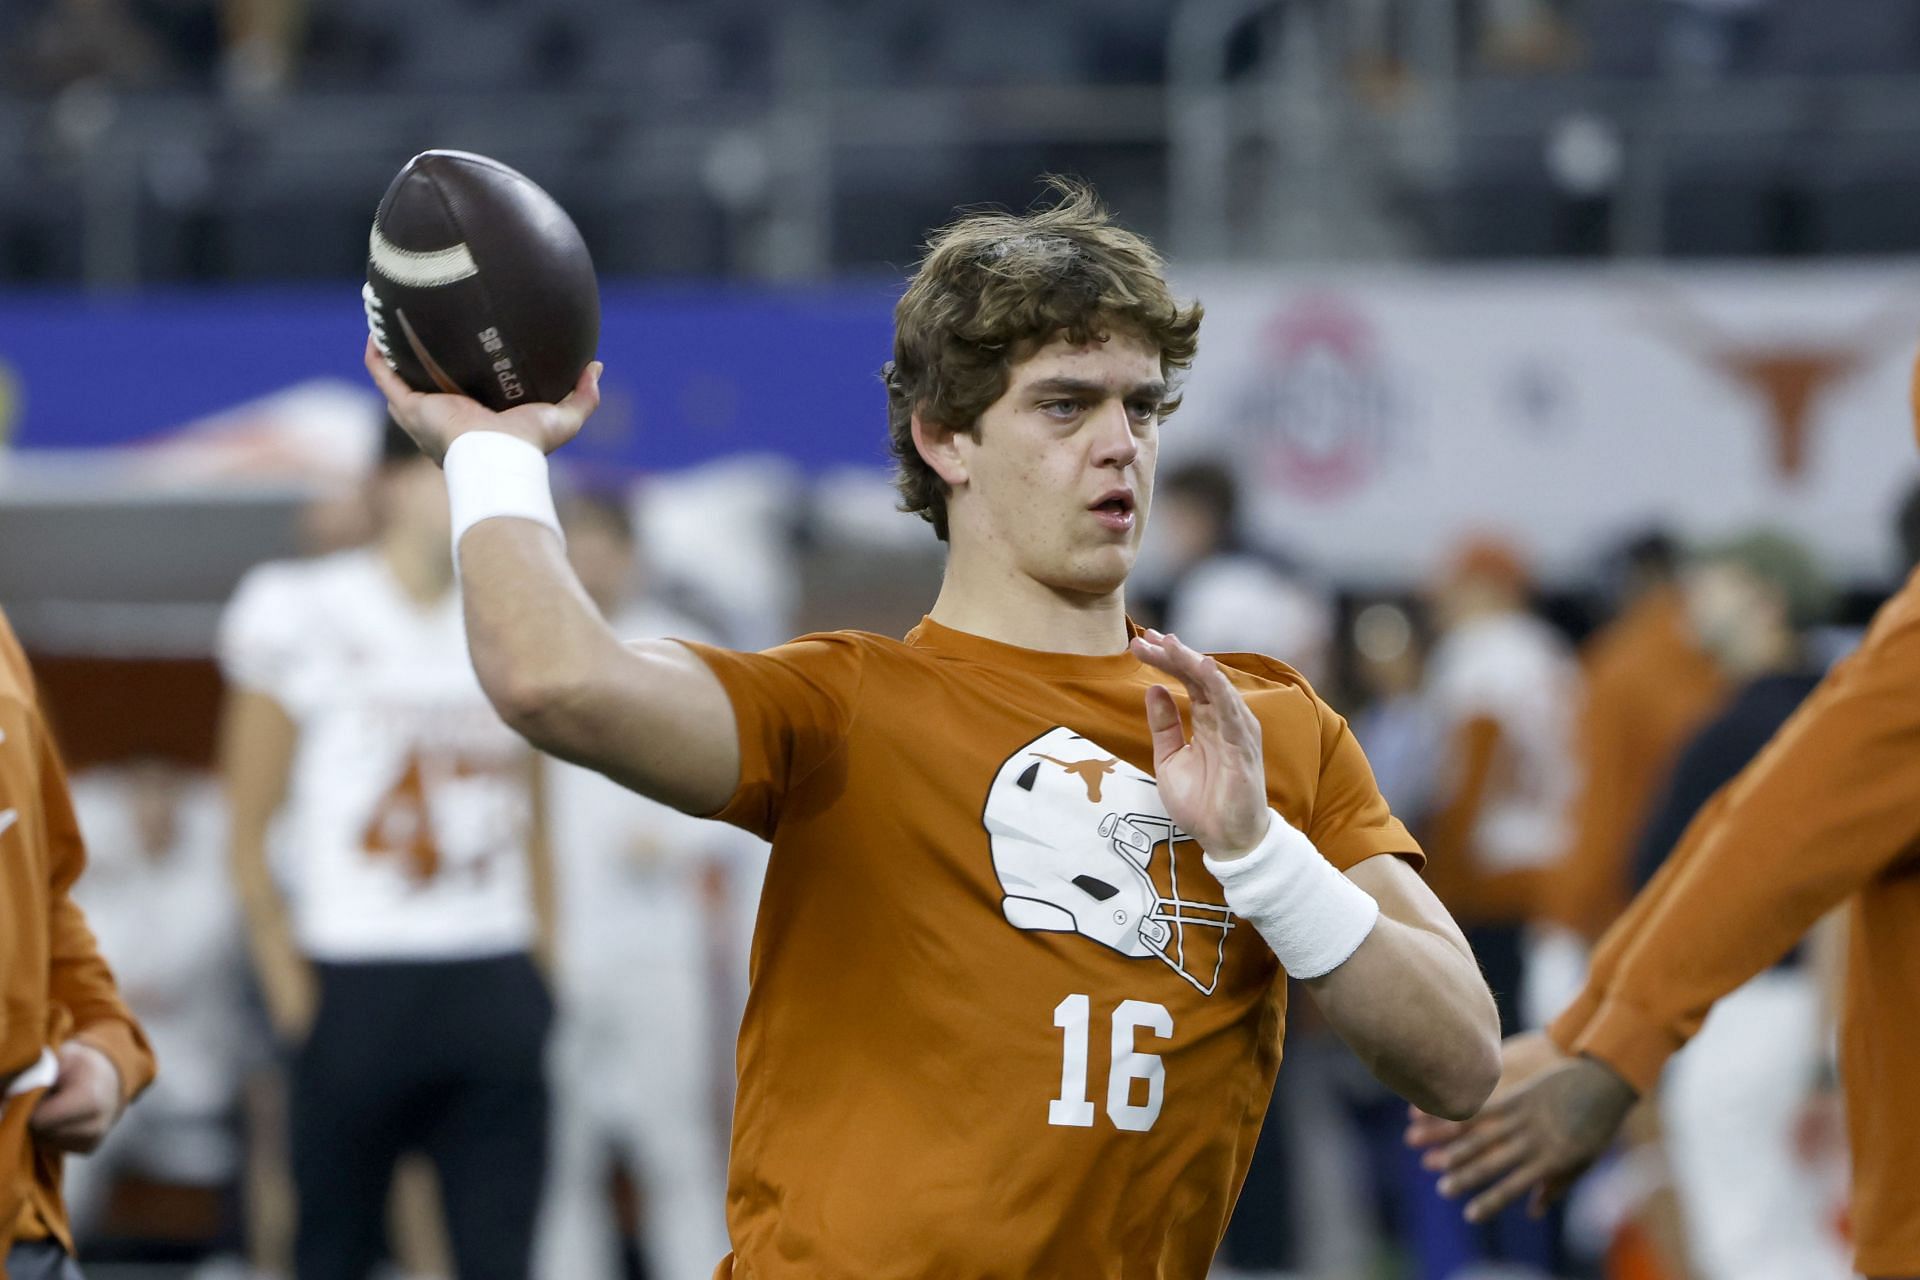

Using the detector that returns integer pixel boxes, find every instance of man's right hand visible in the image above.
[365,338,602,464]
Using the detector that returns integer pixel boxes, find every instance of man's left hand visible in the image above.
[29,1041,125,1155]
[1129,629,1270,859]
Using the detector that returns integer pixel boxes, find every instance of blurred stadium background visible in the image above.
[0,1,1911,1278]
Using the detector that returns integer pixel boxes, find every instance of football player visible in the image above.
[0,608,156,1280]
[1408,360,1920,1280]
[220,421,554,1280]
[368,181,1501,1280]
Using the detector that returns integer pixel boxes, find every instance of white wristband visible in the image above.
[1204,809,1380,979]
[443,431,564,566]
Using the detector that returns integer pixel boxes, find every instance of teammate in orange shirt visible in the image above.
[0,608,156,1280]
[1408,361,1920,1280]
[367,182,1502,1279]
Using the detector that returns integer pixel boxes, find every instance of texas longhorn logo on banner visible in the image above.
[1643,292,1918,480]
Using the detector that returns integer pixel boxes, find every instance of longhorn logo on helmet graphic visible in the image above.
[983,726,1235,994]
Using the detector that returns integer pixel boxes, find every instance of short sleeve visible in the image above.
[679,632,868,840]
[217,562,308,707]
[1306,694,1425,873]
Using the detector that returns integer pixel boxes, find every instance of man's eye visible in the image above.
[1127,401,1160,421]
[1040,400,1082,417]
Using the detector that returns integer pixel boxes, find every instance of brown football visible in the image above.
[364,150,599,411]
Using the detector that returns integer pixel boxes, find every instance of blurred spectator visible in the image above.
[1412,536,1577,1279]
[218,421,552,1280]
[10,0,300,94]
[1476,0,1578,73]
[64,759,245,1247]
[1540,530,1727,946]
[1663,0,1770,79]
[535,493,749,1280]
[1629,529,1850,1280]
[1154,460,1333,685]
[1345,599,1440,826]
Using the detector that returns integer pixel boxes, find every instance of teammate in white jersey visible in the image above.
[220,421,554,1280]
[535,493,758,1280]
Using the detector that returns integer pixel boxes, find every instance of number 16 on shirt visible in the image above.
[1049,994,1173,1132]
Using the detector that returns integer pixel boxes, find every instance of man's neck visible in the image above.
[926,558,1131,657]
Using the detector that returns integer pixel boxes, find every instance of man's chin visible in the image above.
[1046,549,1134,597]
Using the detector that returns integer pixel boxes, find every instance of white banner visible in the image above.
[1171,265,1920,583]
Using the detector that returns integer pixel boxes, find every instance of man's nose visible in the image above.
[1091,402,1138,468]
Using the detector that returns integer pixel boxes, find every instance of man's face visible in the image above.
[1683,560,1777,668]
[946,330,1166,597]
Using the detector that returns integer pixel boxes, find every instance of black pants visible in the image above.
[291,952,553,1280]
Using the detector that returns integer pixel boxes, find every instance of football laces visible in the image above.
[362,280,397,369]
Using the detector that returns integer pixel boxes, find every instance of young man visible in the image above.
[220,422,554,1280]
[0,609,156,1280]
[368,184,1500,1279]
[1409,367,1920,1280]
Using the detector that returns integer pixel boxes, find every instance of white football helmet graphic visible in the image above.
[984,726,1234,994]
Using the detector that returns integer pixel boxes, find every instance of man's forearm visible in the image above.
[455,517,741,815]
[458,519,623,747]
[1310,913,1500,1119]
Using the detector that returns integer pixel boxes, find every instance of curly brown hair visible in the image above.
[883,179,1204,541]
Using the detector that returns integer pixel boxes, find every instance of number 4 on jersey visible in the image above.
[1049,994,1172,1132]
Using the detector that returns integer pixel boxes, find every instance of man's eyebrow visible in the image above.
[1025,376,1169,400]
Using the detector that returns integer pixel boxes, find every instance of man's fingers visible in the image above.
[1405,1106,1469,1149]
[1435,1131,1530,1199]
[1424,1110,1520,1174]
[364,337,419,407]
[540,359,604,441]
[28,1084,91,1133]
[1531,1167,1583,1219]
[1144,684,1187,767]
[1463,1158,1552,1225]
[1136,631,1211,701]
[1130,635,1207,707]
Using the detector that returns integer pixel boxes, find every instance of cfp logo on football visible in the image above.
[984,727,1234,994]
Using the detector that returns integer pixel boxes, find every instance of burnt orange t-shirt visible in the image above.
[686,617,1420,1280]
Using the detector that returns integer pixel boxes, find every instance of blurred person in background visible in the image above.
[1540,531,1726,950]
[62,758,245,1253]
[1621,529,1848,1280]
[0,607,156,1280]
[1411,359,1920,1280]
[535,491,746,1280]
[9,0,301,94]
[1413,535,1578,1279]
[1664,0,1771,79]
[219,419,554,1280]
[1346,600,1439,827]
[1152,460,1334,686]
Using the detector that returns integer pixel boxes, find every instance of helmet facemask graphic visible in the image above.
[984,727,1235,994]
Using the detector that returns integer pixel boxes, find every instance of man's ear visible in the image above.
[911,411,969,488]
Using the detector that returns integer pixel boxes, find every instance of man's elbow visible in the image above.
[486,668,597,755]
[1421,1033,1503,1121]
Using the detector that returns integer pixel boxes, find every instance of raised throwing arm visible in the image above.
[368,342,740,816]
